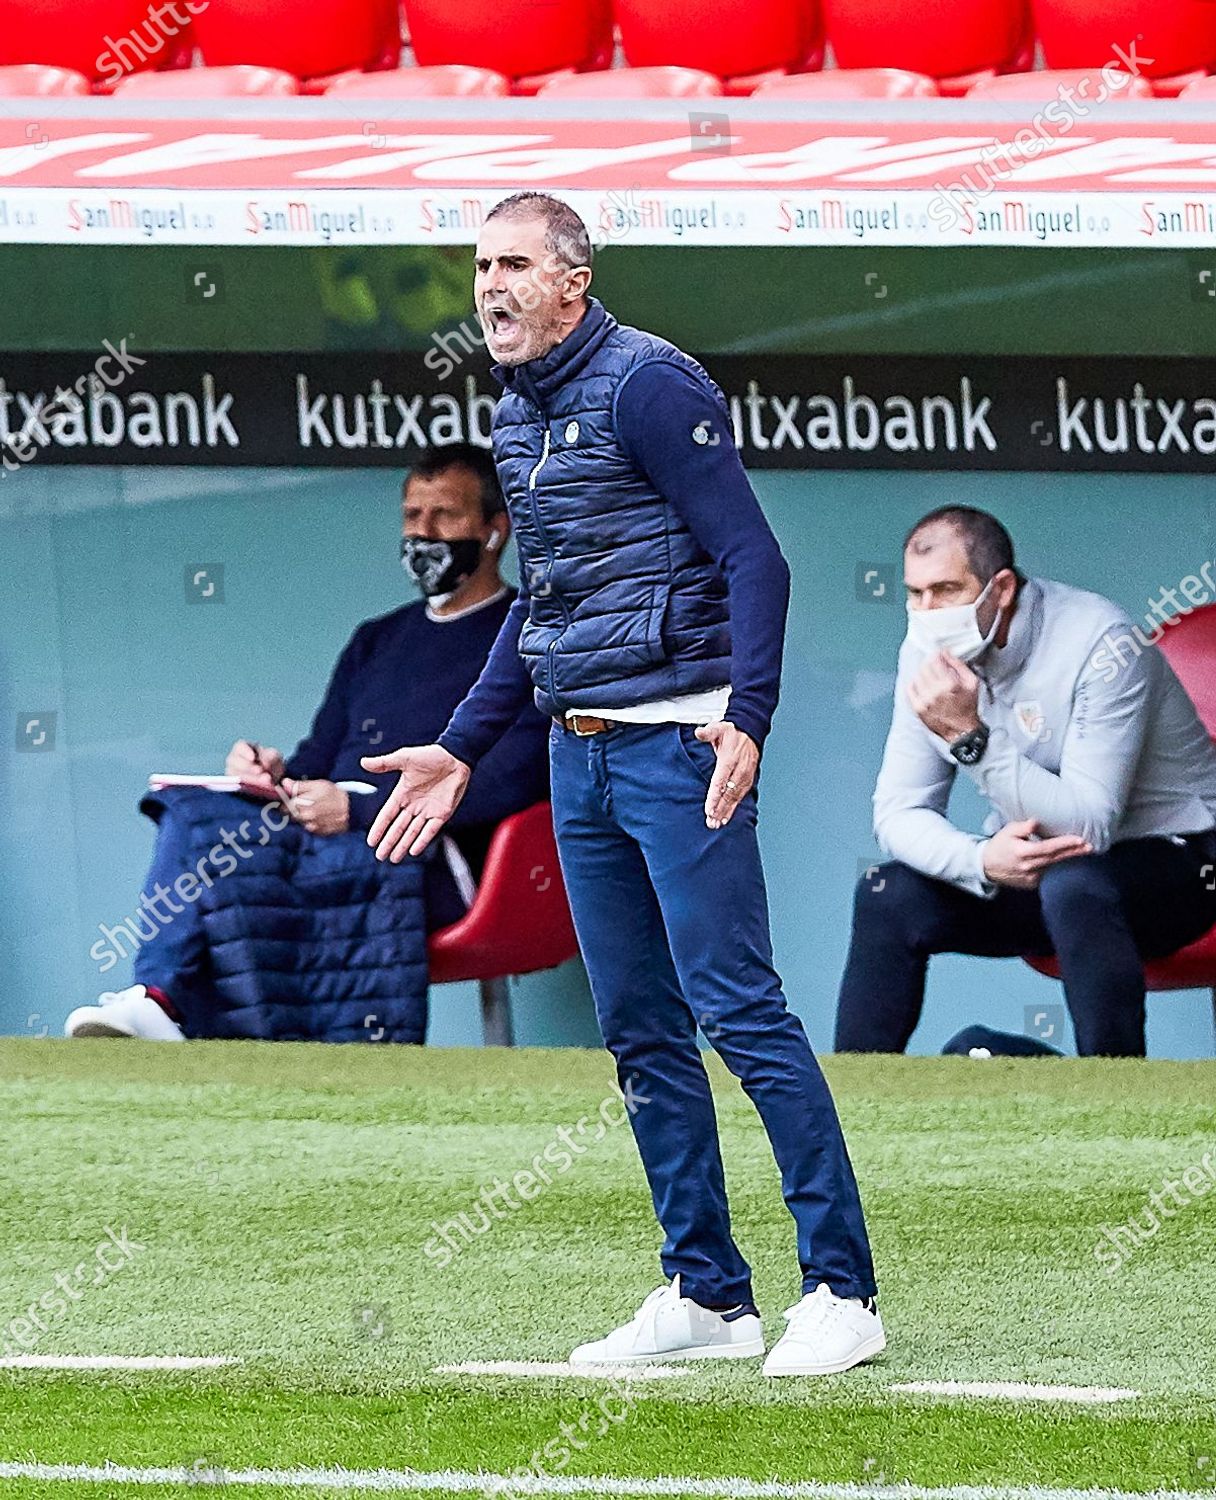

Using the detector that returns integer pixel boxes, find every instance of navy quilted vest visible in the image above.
[492,298,732,716]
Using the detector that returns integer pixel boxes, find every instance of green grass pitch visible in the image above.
[0,1038,1214,1498]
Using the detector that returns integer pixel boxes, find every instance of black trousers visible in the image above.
[834,831,1216,1058]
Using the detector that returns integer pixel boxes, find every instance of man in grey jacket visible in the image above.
[835,505,1216,1057]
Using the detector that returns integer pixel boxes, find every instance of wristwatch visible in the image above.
[949,722,990,766]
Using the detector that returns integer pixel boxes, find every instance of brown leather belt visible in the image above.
[552,713,620,737]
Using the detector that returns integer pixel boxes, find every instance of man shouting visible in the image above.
[364,192,881,1377]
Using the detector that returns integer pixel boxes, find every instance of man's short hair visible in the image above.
[904,505,1019,586]
[405,443,505,522]
[485,191,593,272]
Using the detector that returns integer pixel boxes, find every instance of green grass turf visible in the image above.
[1,1039,1215,1498]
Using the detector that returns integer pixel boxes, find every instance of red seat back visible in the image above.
[193,0,400,79]
[403,0,608,79]
[968,67,1153,99]
[539,64,723,97]
[0,0,168,78]
[616,0,821,80]
[114,64,299,96]
[324,64,510,97]
[1026,602,1216,994]
[753,65,938,97]
[427,803,578,985]
[1034,0,1216,80]
[1158,602,1216,740]
[0,62,89,93]
[824,0,1027,80]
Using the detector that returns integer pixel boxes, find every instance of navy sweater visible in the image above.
[438,353,790,769]
[284,590,550,855]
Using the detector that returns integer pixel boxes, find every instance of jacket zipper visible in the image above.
[525,424,561,701]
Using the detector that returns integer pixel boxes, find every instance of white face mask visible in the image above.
[905,576,1001,663]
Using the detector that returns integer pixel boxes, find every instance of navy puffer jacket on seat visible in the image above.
[139,787,429,1042]
[492,297,732,716]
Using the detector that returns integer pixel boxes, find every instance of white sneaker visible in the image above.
[570,1277,764,1365]
[762,1283,885,1377]
[64,984,185,1041]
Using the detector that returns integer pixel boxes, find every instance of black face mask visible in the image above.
[400,536,482,598]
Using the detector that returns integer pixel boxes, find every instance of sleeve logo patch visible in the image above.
[564,420,580,444]
[691,421,720,447]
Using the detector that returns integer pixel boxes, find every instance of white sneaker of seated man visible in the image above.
[569,1277,764,1366]
[64,984,185,1041]
[762,1282,886,1377]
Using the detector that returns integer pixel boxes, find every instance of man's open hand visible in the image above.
[361,744,471,862]
[982,818,1092,890]
[697,721,759,830]
[908,651,982,743]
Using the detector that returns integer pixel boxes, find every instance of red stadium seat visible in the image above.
[538,65,723,98]
[324,65,510,98]
[0,0,180,81]
[428,802,579,1047]
[402,0,611,90]
[968,67,1154,100]
[191,0,400,82]
[113,64,299,96]
[0,63,89,94]
[822,0,1030,96]
[752,66,939,98]
[615,0,822,94]
[1025,604,1216,1032]
[1034,0,1216,95]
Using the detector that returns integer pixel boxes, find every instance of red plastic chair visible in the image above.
[1025,604,1216,1033]
[968,67,1153,100]
[539,65,723,98]
[0,0,179,80]
[402,0,611,93]
[752,66,939,98]
[324,64,510,98]
[822,0,1030,95]
[113,64,299,96]
[428,801,579,1046]
[615,0,823,95]
[191,0,400,83]
[0,63,89,93]
[1033,0,1216,96]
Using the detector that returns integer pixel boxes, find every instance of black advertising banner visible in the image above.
[1,350,1214,474]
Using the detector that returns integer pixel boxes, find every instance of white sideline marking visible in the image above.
[0,1355,239,1371]
[436,1361,689,1380]
[892,1381,1139,1404]
[0,1463,1206,1497]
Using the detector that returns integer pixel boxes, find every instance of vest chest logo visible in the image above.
[691,420,720,447]
[564,420,580,444]
[1015,700,1052,743]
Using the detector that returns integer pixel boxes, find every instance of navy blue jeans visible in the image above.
[835,832,1216,1058]
[549,719,877,1306]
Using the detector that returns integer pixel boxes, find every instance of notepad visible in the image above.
[148,774,281,800]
